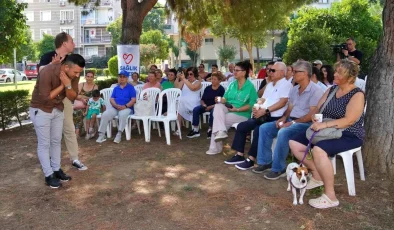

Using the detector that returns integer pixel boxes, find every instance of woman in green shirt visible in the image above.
[206,61,258,155]
[162,68,176,90]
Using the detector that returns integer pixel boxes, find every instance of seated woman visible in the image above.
[206,61,258,155]
[174,67,202,135]
[320,65,334,87]
[73,70,98,137]
[186,72,225,139]
[161,68,177,115]
[289,59,365,209]
[155,69,167,84]
[312,66,328,91]
[96,70,136,144]
[143,71,162,90]
[129,72,144,86]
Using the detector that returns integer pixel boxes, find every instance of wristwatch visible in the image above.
[265,108,270,114]
[65,85,72,90]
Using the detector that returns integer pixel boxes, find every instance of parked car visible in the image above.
[25,64,38,80]
[0,69,27,83]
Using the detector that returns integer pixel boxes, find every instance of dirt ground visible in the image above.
[0,124,393,230]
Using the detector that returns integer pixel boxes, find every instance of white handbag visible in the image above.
[133,99,153,116]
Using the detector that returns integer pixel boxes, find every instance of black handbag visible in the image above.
[253,111,271,125]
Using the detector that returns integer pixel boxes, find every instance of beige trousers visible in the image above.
[208,104,248,153]
[63,97,79,161]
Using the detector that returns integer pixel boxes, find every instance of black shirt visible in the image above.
[37,51,69,70]
[258,79,267,91]
[348,49,363,64]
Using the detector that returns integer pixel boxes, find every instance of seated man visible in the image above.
[254,61,324,179]
[224,62,292,170]
[186,72,225,139]
[96,70,136,144]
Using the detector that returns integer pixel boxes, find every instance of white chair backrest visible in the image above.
[200,82,212,98]
[252,79,263,92]
[100,88,114,107]
[134,84,144,99]
[355,78,366,92]
[138,87,161,116]
[156,88,182,116]
[220,82,229,90]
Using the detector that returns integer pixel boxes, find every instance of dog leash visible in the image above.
[299,130,319,165]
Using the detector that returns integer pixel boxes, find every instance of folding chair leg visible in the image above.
[107,121,112,138]
[136,120,141,135]
[170,121,175,131]
[125,119,131,141]
[143,119,150,142]
[356,150,365,181]
[340,152,356,196]
[331,156,337,175]
[158,121,162,137]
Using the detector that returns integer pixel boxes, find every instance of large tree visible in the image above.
[0,0,28,63]
[363,0,394,176]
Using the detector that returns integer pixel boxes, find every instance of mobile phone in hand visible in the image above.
[224,102,233,109]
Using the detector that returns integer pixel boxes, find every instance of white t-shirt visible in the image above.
[262,77,293,117]
[316,81,328,91]
[225,71,235,82]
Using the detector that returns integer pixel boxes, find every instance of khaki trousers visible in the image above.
[208,104,248,153]
[63,97,79,161]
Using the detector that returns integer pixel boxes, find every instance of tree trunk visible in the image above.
[256,46,260,70]
[121,0,158,44]
[363,0,394,177]
[223,35,226,46]
[239,40,243,61]
[271,30,275,60]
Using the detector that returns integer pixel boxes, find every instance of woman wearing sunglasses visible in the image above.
[175,67,202,136]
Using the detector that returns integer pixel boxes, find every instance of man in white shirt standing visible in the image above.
[224,62,293,170]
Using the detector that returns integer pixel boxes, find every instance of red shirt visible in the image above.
[257,69,267,79]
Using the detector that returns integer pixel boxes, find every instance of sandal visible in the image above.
[306,177,324,190]
[309,194,339,209]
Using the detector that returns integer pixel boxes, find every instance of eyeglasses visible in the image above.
[234,69,245,72]
[188,73,194,76]
[294,70,305,73]
[269,69,282,73]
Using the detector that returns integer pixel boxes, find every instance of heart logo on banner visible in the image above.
[123,53,134,64]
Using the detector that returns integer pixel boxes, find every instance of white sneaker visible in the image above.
[96,134,107,143]
[113,133,122,144]
[173,130,180,136]
[206,149,220,155]
[214,131,228,142]
[85,133,91,140]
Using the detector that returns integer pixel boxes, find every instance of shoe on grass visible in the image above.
[186,130,200,138]
[251,164,272,174]
[309,194,339,209]
[235,158,254,170]
[54,168,72,182]
[113,132,122,144]
[306,177,324,190]
[45,174,61,188]
[96,133,106,143]
[72,160,88,171]
[264,170,286,180]
[224,154,245,165]
[214,131,228,142]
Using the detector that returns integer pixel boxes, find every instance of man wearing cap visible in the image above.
[313,60,323,70]
[96,70,136,144]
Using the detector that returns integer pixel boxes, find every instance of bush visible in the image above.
[104,68,110,77]
[95,77,118,90]
[0,90,30,130]
[108,56,118,77]
[85,56,110,69]
[140,74,148,82]
[96,68,104,76]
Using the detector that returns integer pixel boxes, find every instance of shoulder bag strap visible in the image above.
[319,86,339,113]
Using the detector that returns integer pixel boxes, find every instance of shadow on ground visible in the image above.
[0,125,393,230]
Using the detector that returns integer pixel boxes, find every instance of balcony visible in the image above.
[81,19,112,26]
[88,0,113,7]
[82,35,112,45]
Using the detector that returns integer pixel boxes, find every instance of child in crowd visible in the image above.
[84,89,106,140]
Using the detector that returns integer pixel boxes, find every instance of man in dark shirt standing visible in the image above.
[337,37,363,65]
[30,54,85,188]
[38,32,88,171]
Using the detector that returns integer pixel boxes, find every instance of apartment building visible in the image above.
[20,0,121,60]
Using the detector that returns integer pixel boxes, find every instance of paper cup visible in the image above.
[216,97,221,103]
[314,114,323,122]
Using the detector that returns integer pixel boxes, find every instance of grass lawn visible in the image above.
[0,76,110,95]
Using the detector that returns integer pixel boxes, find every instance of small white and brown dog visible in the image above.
[286,162,309,205]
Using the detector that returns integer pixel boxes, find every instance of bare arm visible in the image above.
[348,56,360,65]
[183,80,201,91]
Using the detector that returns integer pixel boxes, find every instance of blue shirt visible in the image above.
[202,85,225,106]
[111,83,136,107]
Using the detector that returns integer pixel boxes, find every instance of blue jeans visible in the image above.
[257,121,311,172]
[192,105,214,128]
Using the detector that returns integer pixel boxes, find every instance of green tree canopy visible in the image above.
[284,0,382,73]
[36,34,55,58]
[140,30,169,60]
[0,0,28,63]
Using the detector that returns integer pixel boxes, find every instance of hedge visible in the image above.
[108,56,118,77]
[95,77,118,90]
[103,68,110,77]
[0,90,30,130]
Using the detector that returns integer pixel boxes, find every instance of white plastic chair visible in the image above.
[330,147,365,196]
[220,82,229,90]
[125,88,161,141]
[355,78,366,92]
[148,88,182,145]
[98,88,115,137]
[200,82,212,98]
[252,79,264,92]
[134,84,144,99]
